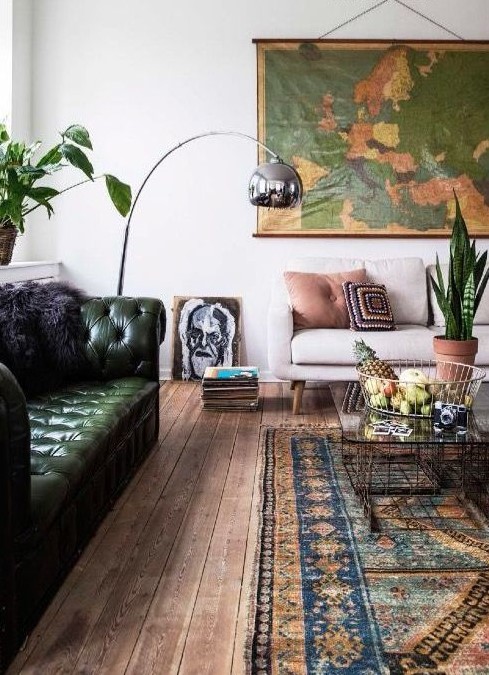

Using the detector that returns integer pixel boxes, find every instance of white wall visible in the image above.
[0,0,12,124]
[12,0,32,140]
[24,0,489,377]
[10,0,33,261]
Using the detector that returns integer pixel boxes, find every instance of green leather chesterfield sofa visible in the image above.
[0,296,165,672]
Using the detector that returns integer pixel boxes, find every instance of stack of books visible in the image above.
[201,366,259,411]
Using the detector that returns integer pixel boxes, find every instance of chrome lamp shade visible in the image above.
[248,157,302,209]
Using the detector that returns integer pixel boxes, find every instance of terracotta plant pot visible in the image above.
[433,335,478,381]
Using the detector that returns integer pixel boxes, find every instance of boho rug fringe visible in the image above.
[243,425,268,674]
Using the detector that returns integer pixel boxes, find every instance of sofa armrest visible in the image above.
[81,297,165,382]
[0,365,32,670]
[267,302,294,379]
[0,364,31,539]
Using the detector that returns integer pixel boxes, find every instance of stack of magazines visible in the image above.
[201,366,259,411]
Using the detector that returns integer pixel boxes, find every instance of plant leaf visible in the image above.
[0,198,23,227]
[462,272,475,339]
[28,186,59,201]
[37,144,62,167]
[59,143,94,180]
[16,165,47,180]
[448,258,462,338]
[434,254,446,298]
[450,195,467,295]
[431,275,448,316]
[105,175,132,217]
[475,264,489,314]
[0,125,9,142]
[474,250,487,290]
[23,140,42,161]
[63,124,93,150]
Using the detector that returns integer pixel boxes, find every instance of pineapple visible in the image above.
[353,339,397,381]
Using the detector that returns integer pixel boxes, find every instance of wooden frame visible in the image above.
[254,39,489,238]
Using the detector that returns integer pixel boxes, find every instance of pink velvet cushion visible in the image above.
[284,269,367,329]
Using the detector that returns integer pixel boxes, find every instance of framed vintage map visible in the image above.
[254,40,489,237]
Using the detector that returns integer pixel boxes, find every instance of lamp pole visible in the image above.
[116,130,301,295]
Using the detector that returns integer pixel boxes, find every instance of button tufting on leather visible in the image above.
[80,297,164,380]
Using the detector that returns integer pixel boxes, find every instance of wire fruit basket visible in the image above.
[357,359,485,418]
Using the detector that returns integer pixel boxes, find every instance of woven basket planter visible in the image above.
[0,227,17,265]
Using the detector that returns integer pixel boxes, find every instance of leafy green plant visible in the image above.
[431,192,489,340]
[0,123,131,233]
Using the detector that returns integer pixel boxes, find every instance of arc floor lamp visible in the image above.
[116,130,303,295]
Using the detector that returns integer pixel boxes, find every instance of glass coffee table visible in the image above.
[330,381,489,531]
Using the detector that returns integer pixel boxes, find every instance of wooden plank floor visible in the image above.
[8,381,338,675]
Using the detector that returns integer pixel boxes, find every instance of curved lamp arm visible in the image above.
[117,130,301,295]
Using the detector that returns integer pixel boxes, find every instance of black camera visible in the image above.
[433,401,468,432]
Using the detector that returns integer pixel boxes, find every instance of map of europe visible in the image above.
[256,41,489,236]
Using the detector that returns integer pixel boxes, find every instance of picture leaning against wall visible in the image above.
[254,39,489,238]
[171,296,242,381]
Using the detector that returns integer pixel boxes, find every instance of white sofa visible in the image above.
[268,257,489,413]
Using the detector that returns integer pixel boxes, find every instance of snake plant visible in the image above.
[0,123,131,233]
[431,192,489,340]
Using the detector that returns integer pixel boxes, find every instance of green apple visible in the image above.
[399,399,412,416]
[416,387,431,406]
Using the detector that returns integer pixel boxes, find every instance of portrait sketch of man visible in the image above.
[171,296,241,381]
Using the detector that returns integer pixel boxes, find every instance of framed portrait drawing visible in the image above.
[254,39,489,238]
[171,296,242,381]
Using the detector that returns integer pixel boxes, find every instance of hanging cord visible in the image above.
[319,0,389,38]
[319,0,465,40]
[393,0,464,40]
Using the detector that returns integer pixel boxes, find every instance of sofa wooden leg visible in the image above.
[290,381,296,390]
[292,380,305,414]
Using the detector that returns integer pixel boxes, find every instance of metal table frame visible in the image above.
[331,382,489,531]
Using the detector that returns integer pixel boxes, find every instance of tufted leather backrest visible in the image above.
[81,297,165,382]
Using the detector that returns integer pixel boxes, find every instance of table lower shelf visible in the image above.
[341,439,488,531]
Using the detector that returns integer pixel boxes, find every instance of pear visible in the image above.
[420,403,432,417]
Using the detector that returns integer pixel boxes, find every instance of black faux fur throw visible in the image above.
[0,280,91,396]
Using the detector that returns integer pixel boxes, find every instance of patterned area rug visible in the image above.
[249,427,489,674]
